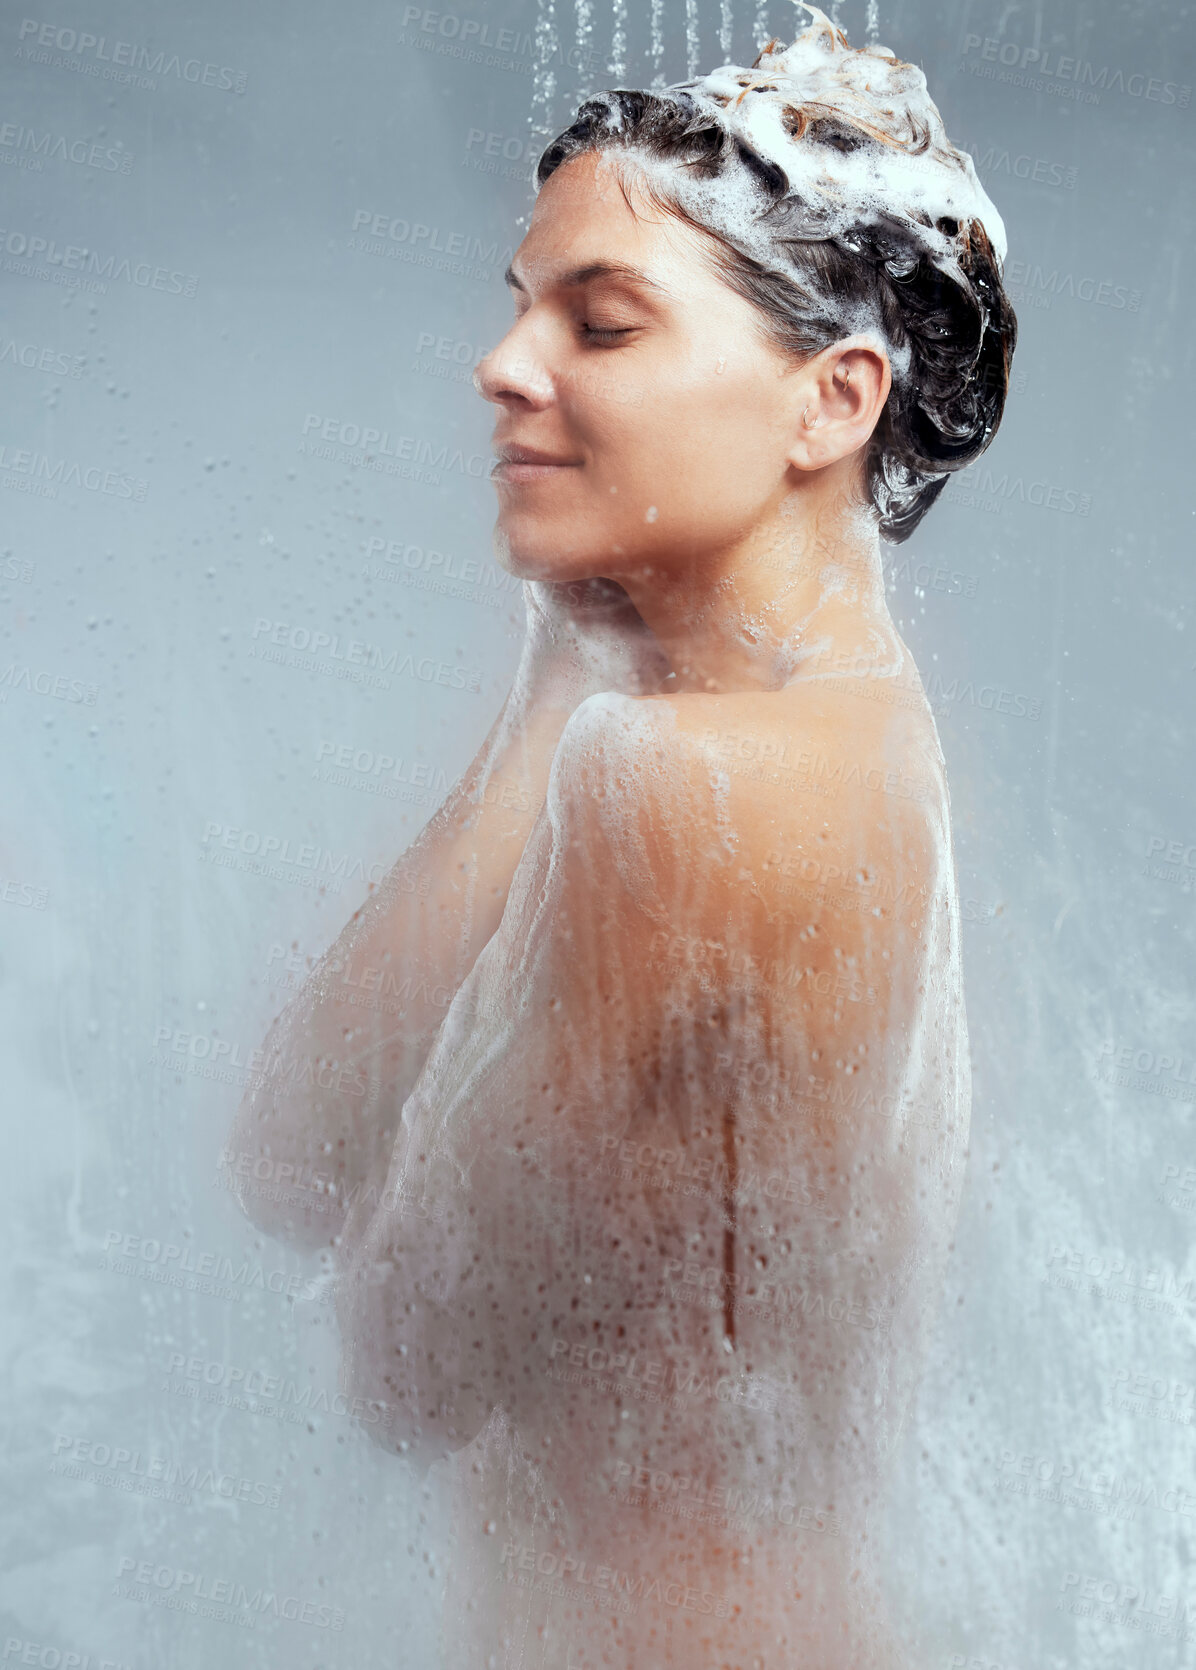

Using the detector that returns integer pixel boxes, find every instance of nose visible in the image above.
[473,320,554,408]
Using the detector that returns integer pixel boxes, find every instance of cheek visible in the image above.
[593,376,782,519]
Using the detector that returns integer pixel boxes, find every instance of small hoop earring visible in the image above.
[801,404,817,429]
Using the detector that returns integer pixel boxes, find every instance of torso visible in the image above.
[359,624,972,1669]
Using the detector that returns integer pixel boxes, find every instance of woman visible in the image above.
[230,7,1017,1665]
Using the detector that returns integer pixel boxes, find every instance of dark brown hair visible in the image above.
[535,73,1018,545]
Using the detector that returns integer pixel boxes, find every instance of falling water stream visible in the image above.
[531,0,882,161]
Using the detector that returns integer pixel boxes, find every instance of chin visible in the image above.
[492,520,605,583]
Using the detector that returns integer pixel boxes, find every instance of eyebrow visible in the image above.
[503,258,669,297]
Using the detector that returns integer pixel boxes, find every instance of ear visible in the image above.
[784,335,893,474]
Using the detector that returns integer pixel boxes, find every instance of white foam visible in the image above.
[571,0,1006,313]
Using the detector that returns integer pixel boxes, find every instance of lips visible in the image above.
[491,444,581,483]
[495,444,579,466]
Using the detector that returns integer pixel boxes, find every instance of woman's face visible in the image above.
[476,149,808,584]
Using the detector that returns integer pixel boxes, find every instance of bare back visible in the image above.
[337,649,971,1668]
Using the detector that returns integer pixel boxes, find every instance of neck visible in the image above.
[613,483,893,696]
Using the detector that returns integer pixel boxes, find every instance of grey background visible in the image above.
[2,0,1194,1665]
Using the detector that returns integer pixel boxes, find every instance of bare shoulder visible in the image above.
[546,679,949,932]
[543,690,710,903]
[546,688,694,837]
[555,676,945,825]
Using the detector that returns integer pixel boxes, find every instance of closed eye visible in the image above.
[508,306,635,347]
[581,324,636,345]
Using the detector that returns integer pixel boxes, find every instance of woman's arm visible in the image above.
[226,578,669,1249]
[335,692,953,1496]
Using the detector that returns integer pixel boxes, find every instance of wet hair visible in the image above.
[535,66,1018,545]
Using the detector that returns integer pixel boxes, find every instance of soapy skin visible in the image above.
[230,10,980,1665]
